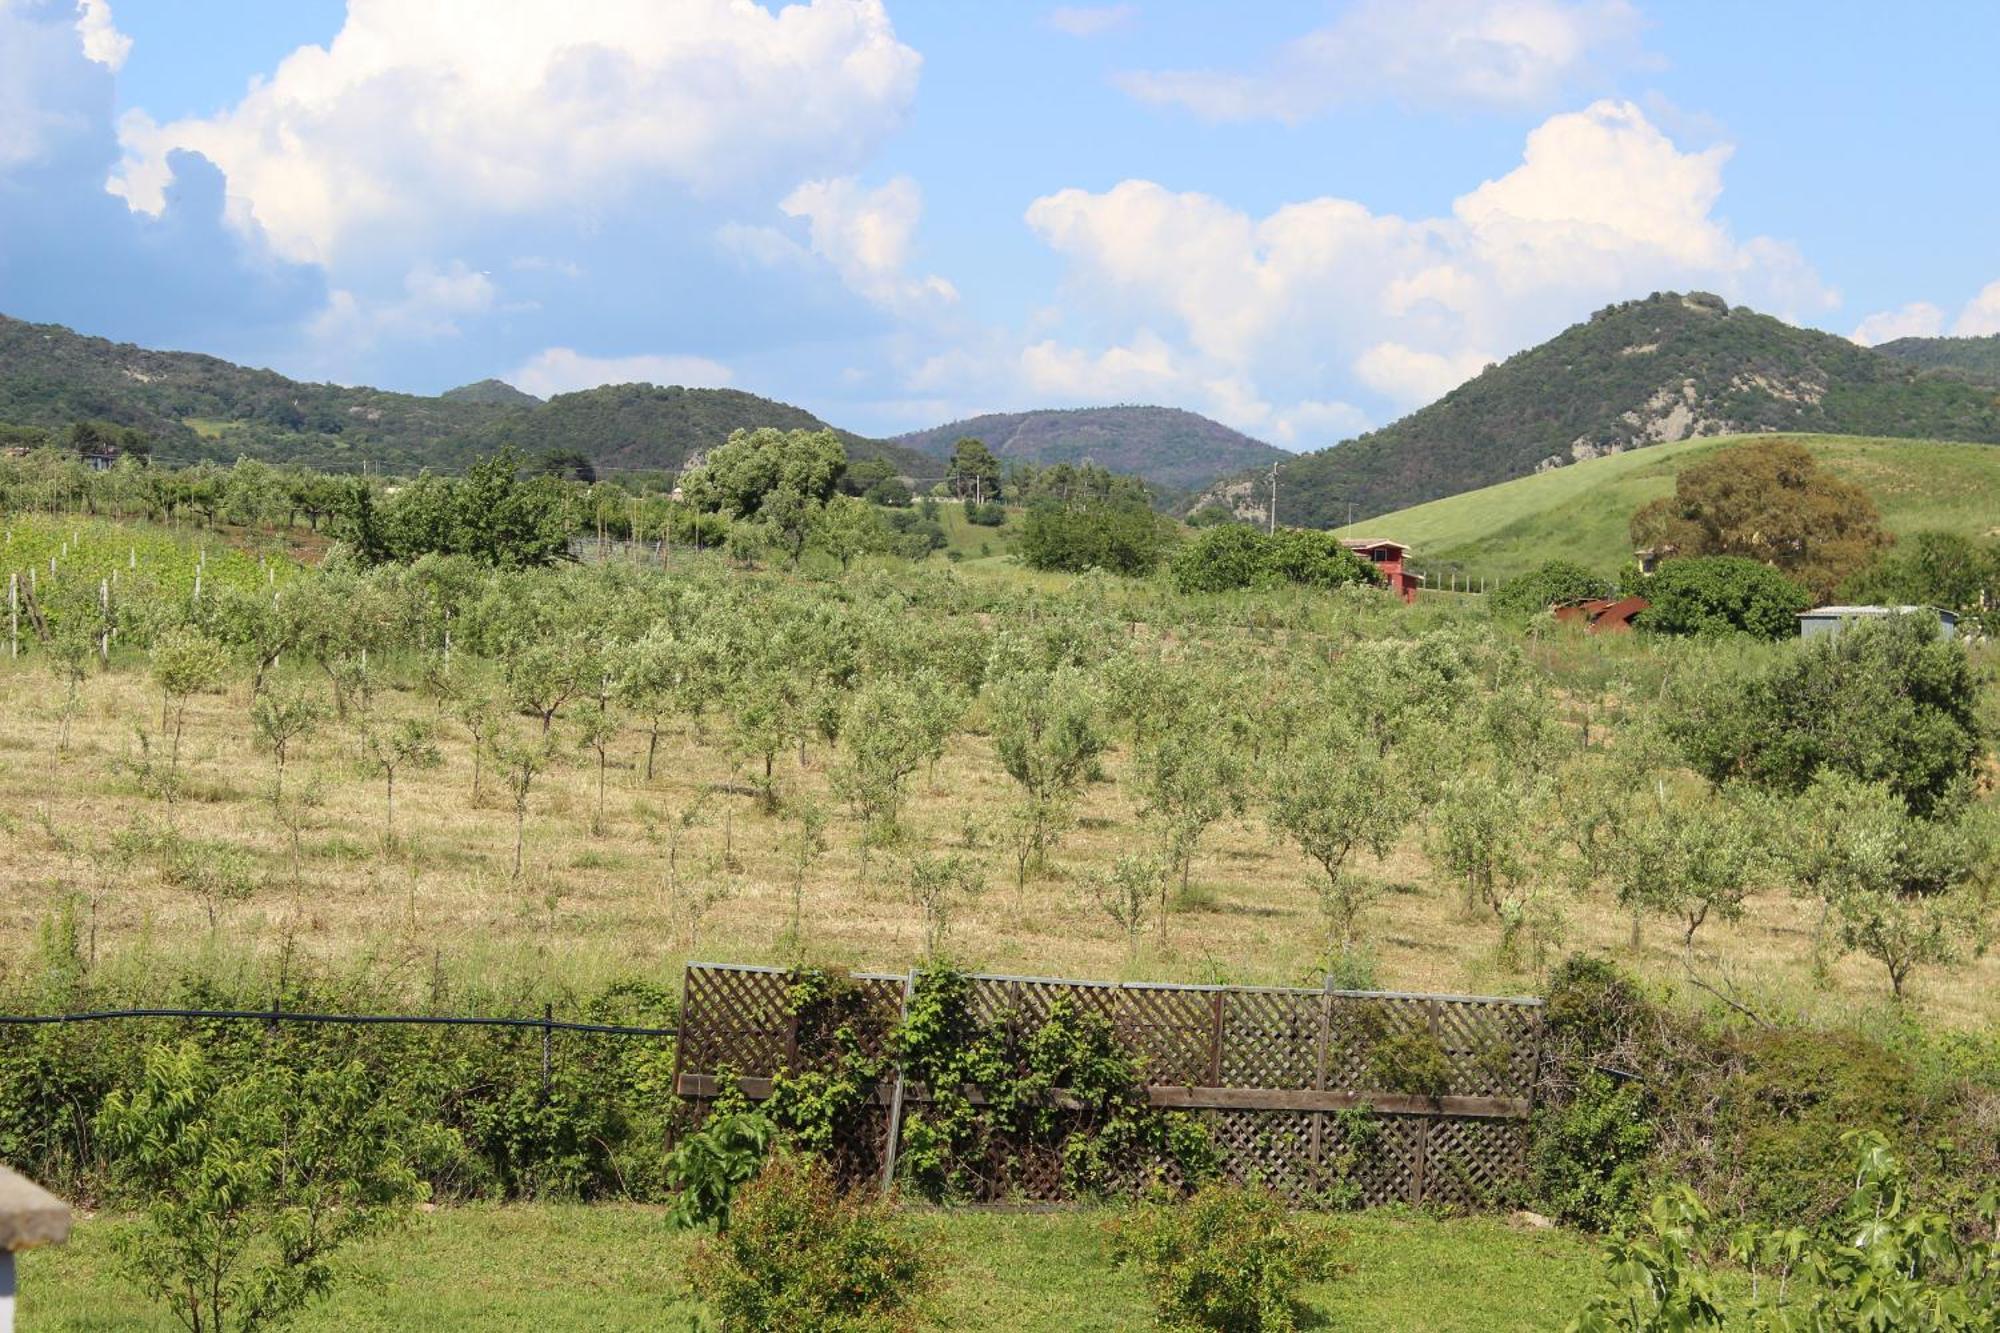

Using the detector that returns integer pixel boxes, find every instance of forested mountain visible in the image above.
[1874,333,2000,385]
[0,313,507,467]
[1203,292,2000,528]
[0,313,930,477]
[441,378,542,407]
[448,383,934,477]
[893,405,1287,493]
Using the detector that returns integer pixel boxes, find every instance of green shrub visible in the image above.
[1168,525,1378,594]
[686,1152,936,1333]
[1569,1132,2000,1332]
[1635,555,1810,638]
[964,500,1006,526]
[1666,612,1982,816]
[665,1104,777,1231]
[1021,499,1174,575]
[1491,560,1613,617]
[0,967,678,1205]
[1112,1182,1340,1332]
[1530,1072,1654,1231]
[96,1042,425,1333]
[1351,1002,1453,1099]
[1709,1027,1927,1227]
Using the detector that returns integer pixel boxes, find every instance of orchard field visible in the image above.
[3,435,1998,1332]
[3,513,1993,1026]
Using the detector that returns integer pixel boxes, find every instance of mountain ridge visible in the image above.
[1204,292,2000,528]
[1873,332,2000,385]
[893,404,1288,493]
[0,313,930,476]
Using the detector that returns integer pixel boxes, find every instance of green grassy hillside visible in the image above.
[1338,433,2000,581]
[1218,292,2000,529]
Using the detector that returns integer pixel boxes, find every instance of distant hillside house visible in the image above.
[1341,538,1424,603]
[78,445,119,471]
[1798,605,1958,640]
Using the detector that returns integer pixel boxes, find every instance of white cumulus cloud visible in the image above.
[1019,99,1834,428]
[108,0,922,264]
[779,175,958,313]
[1951,280,2000,337]
[307,261,498,348]
[1116,0,1643,120]
[1851,302,1946,346]
[1850,280,2000,345]
[74,0,130,70]
[508,347,735,399]
[1354,343,1494,404]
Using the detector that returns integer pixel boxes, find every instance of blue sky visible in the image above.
[2,1,1996,447]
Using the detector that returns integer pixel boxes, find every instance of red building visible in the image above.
[1341,538,1424,603]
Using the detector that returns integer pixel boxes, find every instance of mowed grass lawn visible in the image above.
[18,1204,1605,1331]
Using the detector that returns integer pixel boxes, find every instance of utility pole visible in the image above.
[1268,462,1278,534]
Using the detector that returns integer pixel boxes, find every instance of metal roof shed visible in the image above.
[1797,605,1957,640]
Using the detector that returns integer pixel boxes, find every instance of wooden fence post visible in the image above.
[1207,991,1225,1087]
[880,969,917,1197]
[1311,974,1333,1172]
[1,1167,72,1333]
[1413,998,1441,1203]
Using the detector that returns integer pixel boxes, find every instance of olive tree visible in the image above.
[1263,717,1411,953]
[490,730,558,878]
[572,696,620,835]
[149,626,229,776]
[1611,789,1761,950]
[988,665,1107,889]
[49,615,94,752]
[361,717,442,849]
[905,851,984,956]
[1082,853,1162,960]
[1132,701,1247,915]
[248,679,322,795]
[831,678,931,846]
[1782,774,1996,998]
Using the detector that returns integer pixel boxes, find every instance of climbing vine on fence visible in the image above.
[892,966,1216,1201]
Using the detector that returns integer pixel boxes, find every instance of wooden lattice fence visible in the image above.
[673,963,1542,1209]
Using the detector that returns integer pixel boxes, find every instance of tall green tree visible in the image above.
[1630,438,1890,599]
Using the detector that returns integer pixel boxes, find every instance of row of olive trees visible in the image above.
[33,531,1996,997]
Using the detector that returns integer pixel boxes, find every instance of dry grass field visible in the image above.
[4,649,1993,1030]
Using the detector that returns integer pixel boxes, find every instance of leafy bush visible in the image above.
[883,505,946,554]
[0,968,679,1205]
[96,1042,425,1333]
[1020,498,1174,575]
[1111,1182,1340,1333]
[963,500,1006,526]
[1491,560,1613,617]
[1569,1132,2000,1332]
[686,1152,936,1333]
[1530,1072,1654,1231]
[1168,525,1378,594]
[1636,555,1811,638]
[665,1104,777,1231]
[892,968,1215,1201]
[1666,613,1982,816]
[1841,529,2000,614]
